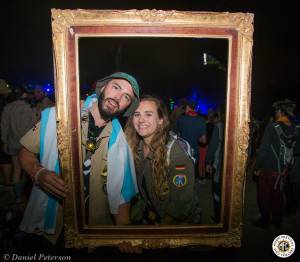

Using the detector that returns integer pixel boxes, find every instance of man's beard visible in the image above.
[98,98,122,121]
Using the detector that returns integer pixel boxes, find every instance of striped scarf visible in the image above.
[20,95,138,235]
[19,107,60,234]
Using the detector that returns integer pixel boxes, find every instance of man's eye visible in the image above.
[124,95,131,102]
[113,85,120,90]
[146,113,152,117]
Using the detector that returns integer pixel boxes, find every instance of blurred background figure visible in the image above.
[175,99,207,180]
[253,99,298,229]
[170,98,188,131]
[289,130,300,215]
[32,85,54,122]
[246,116,260,174]
[0,79,13,185]
[199,108,216,180]
[1,86,36,203]
[205,108,224,223]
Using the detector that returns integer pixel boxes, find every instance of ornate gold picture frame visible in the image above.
[51,9,253,249]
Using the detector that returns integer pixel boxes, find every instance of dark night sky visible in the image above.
[1,0,299,118]
[79,37,228,111]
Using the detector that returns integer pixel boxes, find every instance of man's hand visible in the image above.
[36,169,69,199]
[19,147,69,198]
[118,241,142,254]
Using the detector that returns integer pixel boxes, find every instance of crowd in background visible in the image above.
[0,79,54,245]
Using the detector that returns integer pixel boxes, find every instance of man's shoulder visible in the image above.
[272,121,297,135]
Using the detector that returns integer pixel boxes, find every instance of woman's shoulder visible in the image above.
[168,139,194,168]
[167,133,195,160]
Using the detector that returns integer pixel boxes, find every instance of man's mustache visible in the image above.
[103,98,120,109]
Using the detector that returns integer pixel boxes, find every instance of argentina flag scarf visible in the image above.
[107,118,138,214]
[20,95,138,235]
[19,107,60,234]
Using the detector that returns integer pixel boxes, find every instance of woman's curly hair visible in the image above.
[125,96,170,200]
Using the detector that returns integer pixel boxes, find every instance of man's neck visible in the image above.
[276,115,291,126]
[90,102,108,128]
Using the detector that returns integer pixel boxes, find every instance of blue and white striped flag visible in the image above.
[20,107,60,234]
[81,93,98,115]
[107,118,138,214]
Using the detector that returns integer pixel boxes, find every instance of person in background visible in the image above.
[288,128,300,214]
[1,86,36,202]
[205,109,224,223]
[253,99,298,229]
[0,79,13,185]
[175,99,206,180]
[199,108,216,180]
[32,85,54,122]
[287,128,300,215]
[169,98,188,131]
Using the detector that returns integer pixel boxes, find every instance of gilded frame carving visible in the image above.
[51,9,253,249]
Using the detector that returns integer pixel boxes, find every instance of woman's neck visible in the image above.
[143,136,152,145]
[143,144,150,157]
[143,137,152,157]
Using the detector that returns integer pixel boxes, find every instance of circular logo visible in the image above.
[272,234,295,258]
[172,174,187,188]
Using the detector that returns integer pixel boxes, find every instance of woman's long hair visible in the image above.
[125,96,170,200]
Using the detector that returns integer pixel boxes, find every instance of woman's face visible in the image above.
[133,100,163,141]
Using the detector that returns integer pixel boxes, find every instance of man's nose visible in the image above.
[113,93,122,101]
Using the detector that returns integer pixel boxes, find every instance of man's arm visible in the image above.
[19,147,69,199]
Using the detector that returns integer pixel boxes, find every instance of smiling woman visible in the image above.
[125,96,200,225]
[51,9,253,249]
